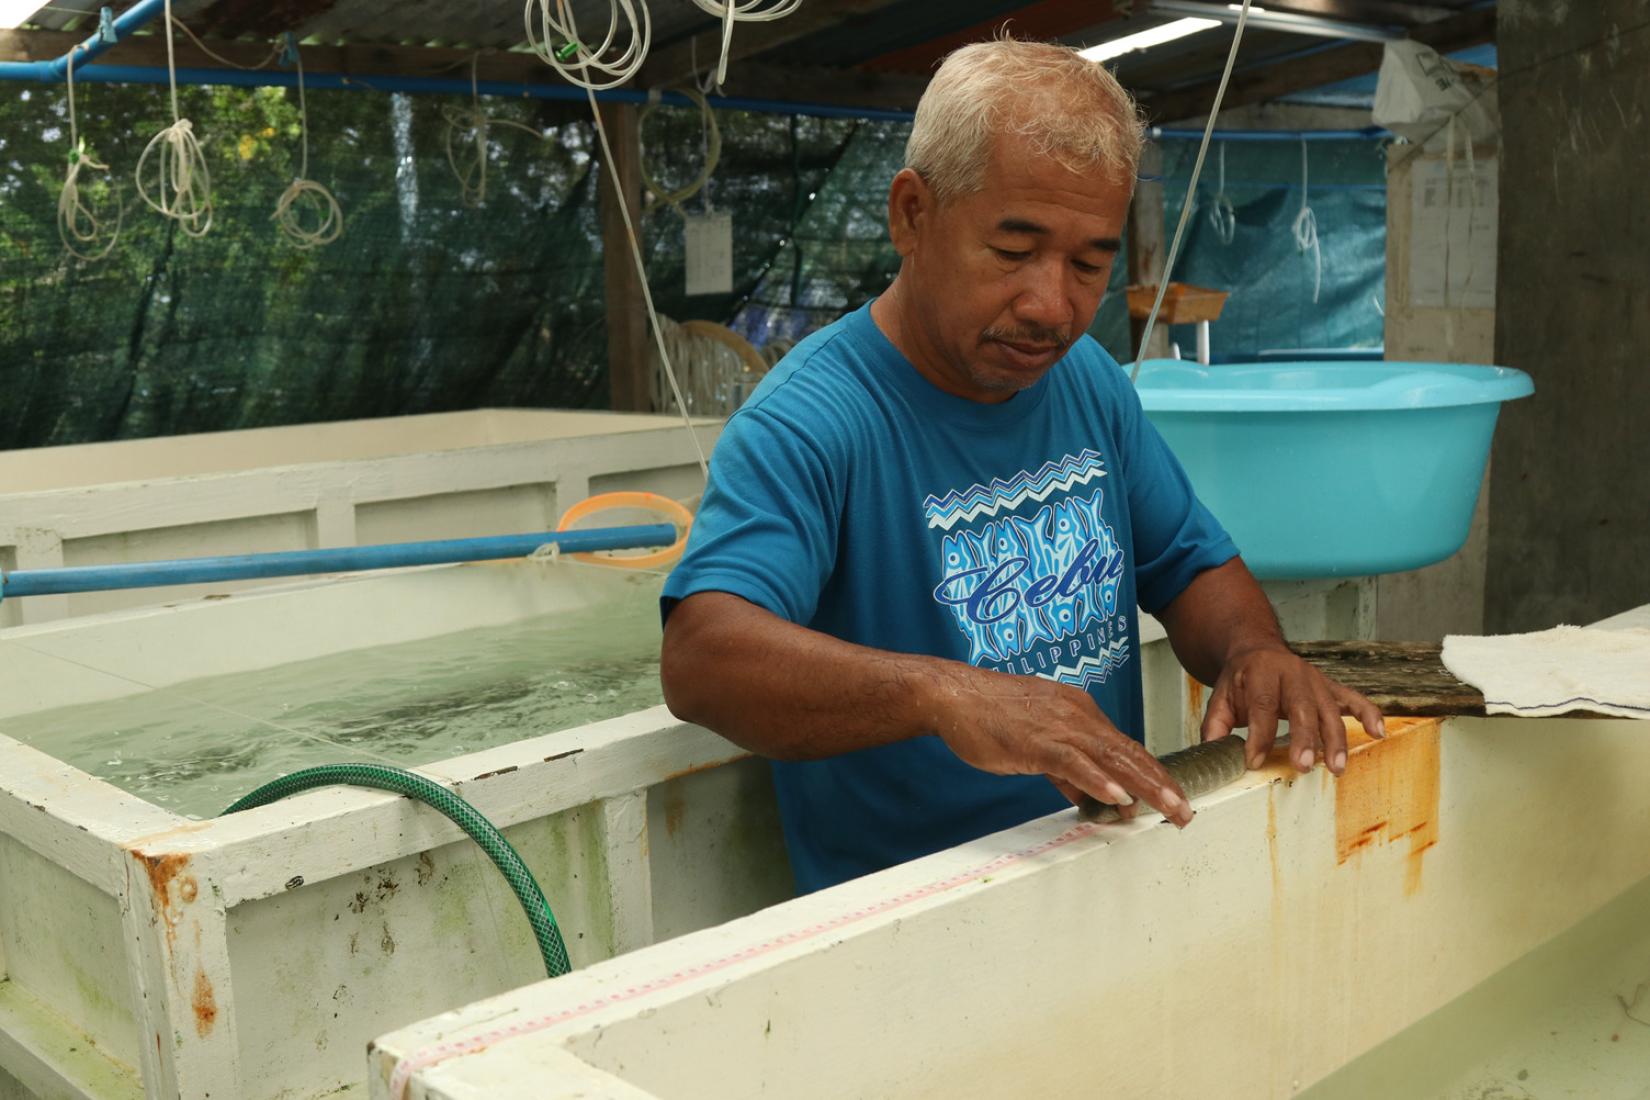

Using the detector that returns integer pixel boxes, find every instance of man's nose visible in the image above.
[1013,259,1075,329]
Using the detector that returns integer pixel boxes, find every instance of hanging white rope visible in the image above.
[638,85,721,214]
[1292,138,1322,304]
[585,86,709,479]
[1131,0,1255,382]
[1207,141,1236,246]
[688,0,801,89]
[443,54,560,207]
[57,46,123,262]
[134,0,212,236]
[273,42,344,249]
[525,0,651,91]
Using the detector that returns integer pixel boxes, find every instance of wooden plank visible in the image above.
[0,28,557,86]
[1139,7,1495,123]
[1292,640,1486,716]
[597,101,651,413]
[638,0,908,88]
[1294,639,1625,722]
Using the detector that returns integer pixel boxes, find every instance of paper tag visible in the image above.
[1409,157,1497,310]
[684,213,733,296]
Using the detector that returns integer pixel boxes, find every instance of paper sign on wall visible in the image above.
[684,213,733,296]
[1409,157,1497,310]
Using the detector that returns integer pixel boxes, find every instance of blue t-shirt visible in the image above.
[662,302,1237,893]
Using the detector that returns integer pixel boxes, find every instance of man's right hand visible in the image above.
[663,592,1191,826]
[919,663,1194,827]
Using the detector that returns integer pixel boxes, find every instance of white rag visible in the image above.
[1442,626,1650,719]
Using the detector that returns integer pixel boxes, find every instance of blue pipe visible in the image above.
[0,0,167,82]
[0,524,677,601]
[1150,126,1390,142]
[0,57,918,122]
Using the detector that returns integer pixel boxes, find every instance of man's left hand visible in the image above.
[1200,645,1386,775]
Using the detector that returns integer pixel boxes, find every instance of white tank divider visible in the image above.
[371,706,1650,1100]
[0,559,790,1100]
[0,409,721,627]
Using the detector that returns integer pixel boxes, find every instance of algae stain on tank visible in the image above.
[2,590,665,819]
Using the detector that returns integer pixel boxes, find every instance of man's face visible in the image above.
[889,131,1131,403]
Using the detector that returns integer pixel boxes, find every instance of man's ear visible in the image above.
[886,168,933,259]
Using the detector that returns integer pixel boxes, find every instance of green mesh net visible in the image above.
[0,83,885,449]
[0,78,1387,452]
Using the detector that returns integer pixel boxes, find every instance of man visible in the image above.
[659,38,1384,894]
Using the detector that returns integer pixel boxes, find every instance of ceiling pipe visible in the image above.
[0,0,167,81]
[1148,0,1404,42]
[0,59,919,122]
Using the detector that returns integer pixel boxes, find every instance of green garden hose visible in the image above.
[221,763,571,978]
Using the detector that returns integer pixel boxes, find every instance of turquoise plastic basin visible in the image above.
[1134,360,1535,580]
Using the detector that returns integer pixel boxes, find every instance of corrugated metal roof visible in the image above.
[163,0,712,50]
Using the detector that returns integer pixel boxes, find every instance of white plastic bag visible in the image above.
[1374,40,1499,149]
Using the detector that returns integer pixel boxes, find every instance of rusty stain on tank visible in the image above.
[192,968,216,1037]
[130,850,193,950]
[1334,716,1441,896]
[663,787,686,837]
[1185,674,1205,726]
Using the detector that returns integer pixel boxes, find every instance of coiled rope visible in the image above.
[134,0,212,237]
[57,47,122,262]
[639,85,721,215]
[441,55,558,208]
[1207,142,1236,246]
[1292,138,1322,304]
[525,0,651,91]
[273,41,344,249]
[689,0,802,88]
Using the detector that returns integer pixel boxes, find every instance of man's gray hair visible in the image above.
[905,37,1146,203]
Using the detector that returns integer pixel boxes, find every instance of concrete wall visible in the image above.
[1487,1,1650,630]
[1376,144,1499,641]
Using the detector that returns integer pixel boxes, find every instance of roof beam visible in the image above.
[0,28,923,114]
[1242,0,1458,25]
[1,28,556,84]
[638,0,907,88]
[716,61,927,112]
[1138,6,1493,124]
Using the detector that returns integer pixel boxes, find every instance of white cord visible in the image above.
[586,90,709,479]
[273,44,344,248]
[134,0,212,237]
[525,0,651,91]
[1207,142,1235,246]
[639,85,721,214]
[1130,0,1255,382]
[58,46,123,262]
[443,54,560,206]
[1292,138,1321,304]
[688,0,801,88]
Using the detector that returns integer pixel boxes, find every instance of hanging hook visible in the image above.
[1207,142,1236,246]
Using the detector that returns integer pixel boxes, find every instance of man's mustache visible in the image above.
[981,326,1072,350]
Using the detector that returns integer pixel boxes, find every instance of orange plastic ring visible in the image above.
[555,491,694,569]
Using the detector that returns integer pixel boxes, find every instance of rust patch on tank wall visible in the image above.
[1334,717,1440,895]
[192,968,217,1037]
[131,850,195,949]
[1185,674,1205,726]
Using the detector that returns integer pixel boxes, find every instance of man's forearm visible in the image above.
[1155,557,1286,686]
[661,591,960,759]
